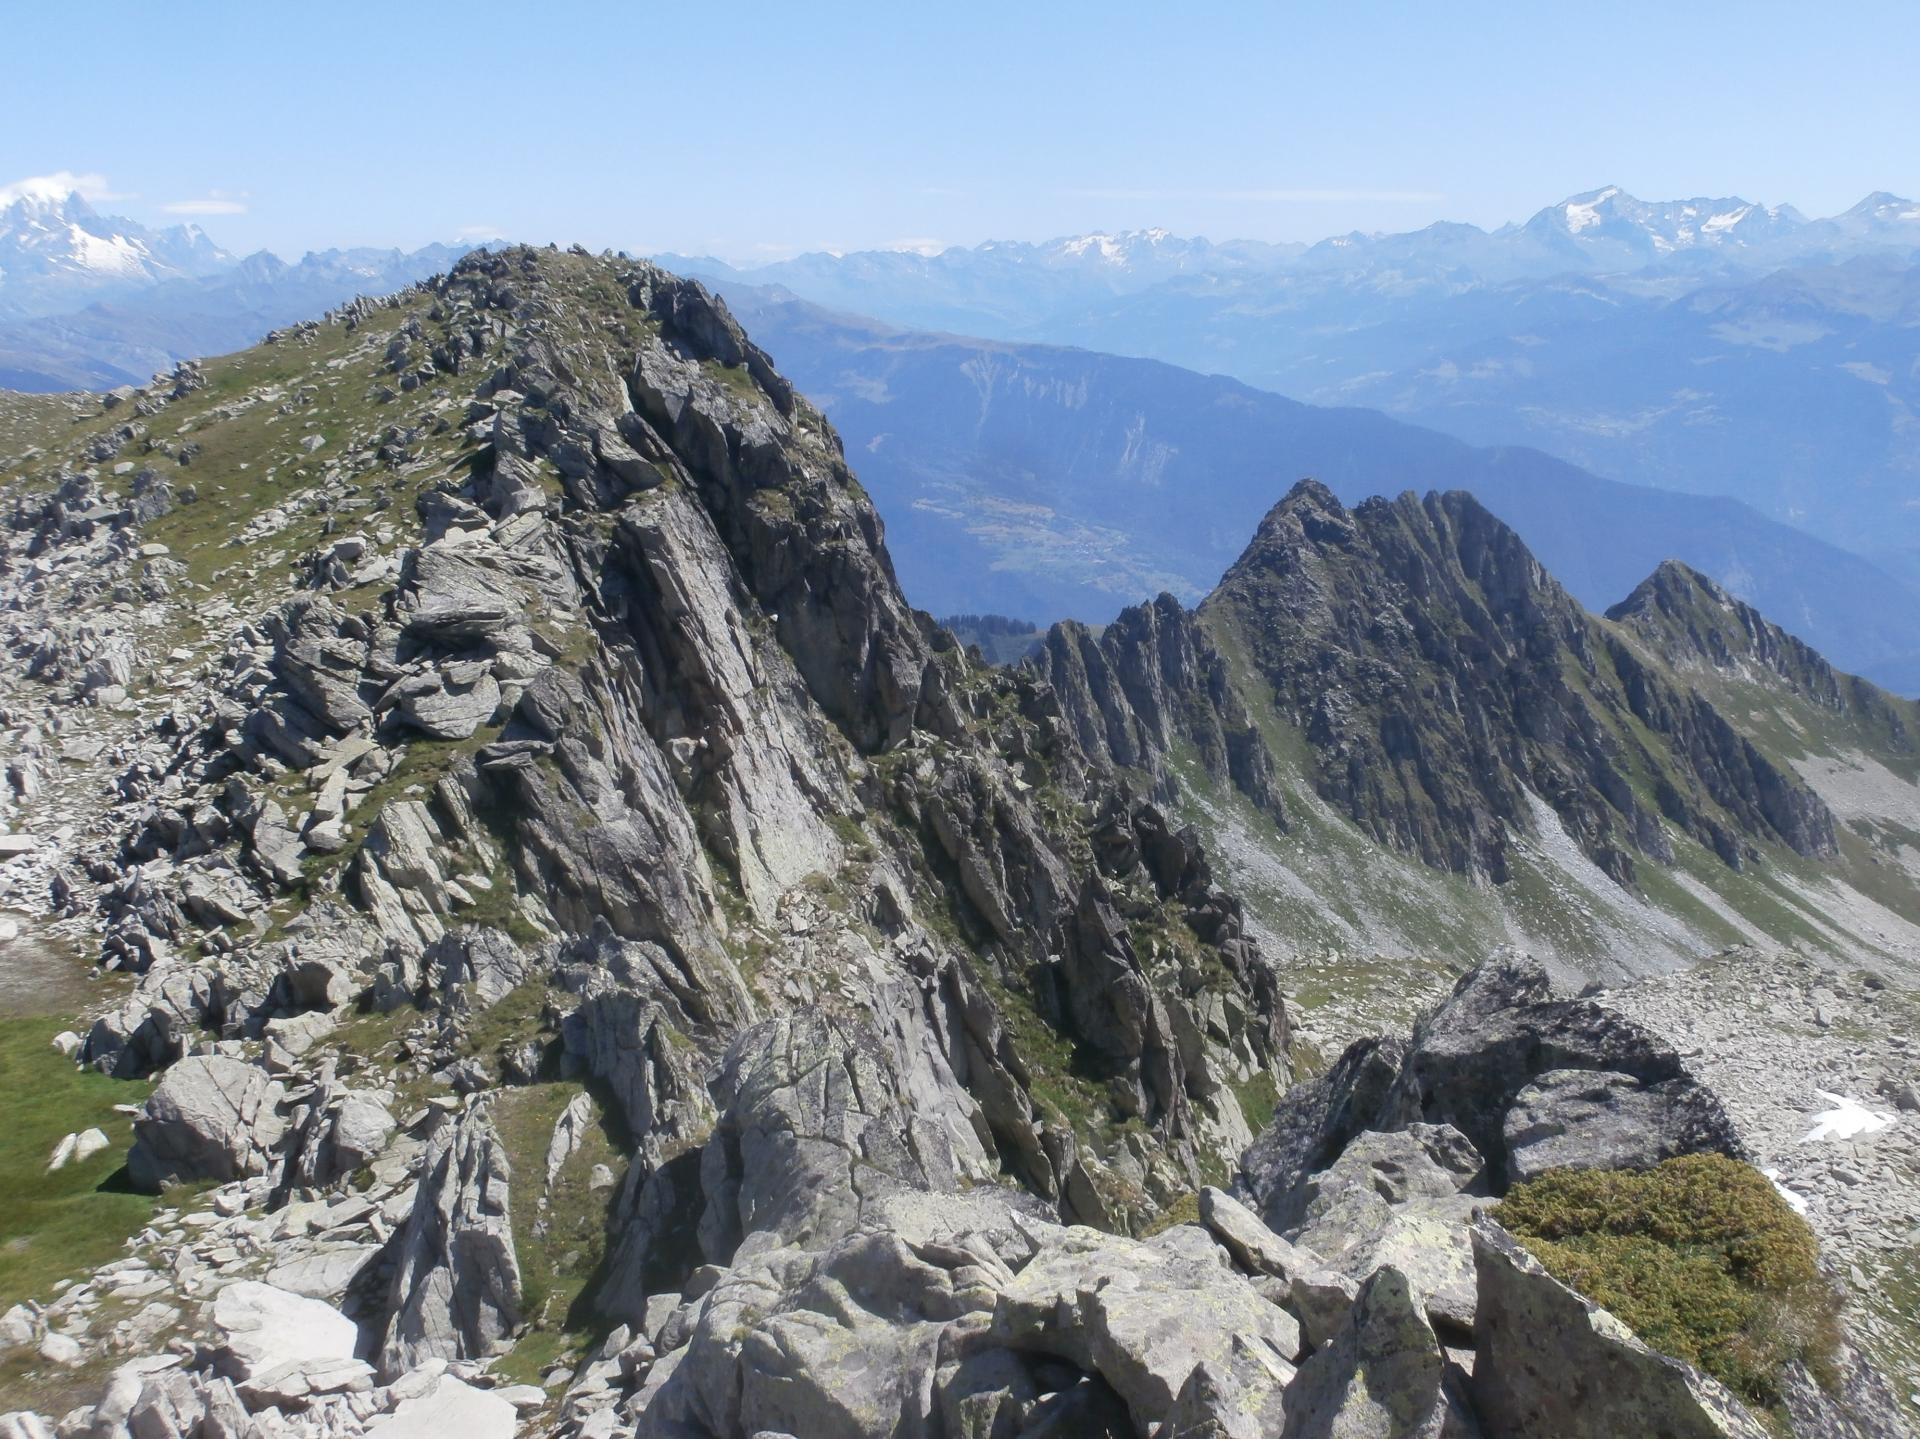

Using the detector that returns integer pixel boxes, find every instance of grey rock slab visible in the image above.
[990,1224,1301,1432]
[207,1280,357,1383]
[1281,1266,1476,1438]
[1469,1222,1772,1439]
[1503,1068,1749,1183]
[363,1373,518,1438]
[1201,1183,1308,1278]
[264,1243,380,1299]
[127,1055,287,1193]
[378,1107,522,1378]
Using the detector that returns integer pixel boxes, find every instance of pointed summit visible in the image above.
[1200,485,1835,883]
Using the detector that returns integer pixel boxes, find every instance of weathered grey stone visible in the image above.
[424,926,534,1011]
[1286,1127,1484,1334]
[207,1280,358,1384]
[1280,1266,1478,1438]
[1380,958,1743,1184]
[388,667,502,740]
[362,1373,518,1438]
[378,1107,522,1378]
[127,1056,287,1193]
[1503,1068,1746,1183]
[1469,1222,1773,1439]
[990,1225,1301,1432]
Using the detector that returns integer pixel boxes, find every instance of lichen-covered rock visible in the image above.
[1503,1067,1745,1183]
[990,1225,1302,1432]
[1280,1266,1478,1439]
[1241,955,1741,1209]
[1285,1127,1485,1334]
[1469,1222,1774,1439]
[1378,957,1742,1183]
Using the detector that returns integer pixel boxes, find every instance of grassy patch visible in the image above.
[490,1082,623,1386]
[463,980,556,1072]
[1496,1155,1843,1409]
[1231,1069,1280,1136]
[1140,1190,1200,1236]
[0,1015,156,1312]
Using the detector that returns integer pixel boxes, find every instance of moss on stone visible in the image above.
[1496,1154,1843,1408]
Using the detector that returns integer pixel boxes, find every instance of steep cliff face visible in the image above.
[1194,480,1836,885]
[1029,592,1286,827]
[997,480,1920,1003]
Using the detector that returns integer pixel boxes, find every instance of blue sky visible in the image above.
[8,0,1918,263]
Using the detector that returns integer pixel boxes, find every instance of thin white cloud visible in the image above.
[0,170,126,205]
[1062,187,1446,204]
[162,191,247,216]
[455,224,502,240]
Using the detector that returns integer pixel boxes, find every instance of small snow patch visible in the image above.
[1761,1167,1810,1215]
[1800,1090,1895,1143]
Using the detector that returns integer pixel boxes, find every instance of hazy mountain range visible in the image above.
[715,284,1920,693]
[669,187,1920,587]
[0,177,234,317]
[5,180,1920,688]
[0,179,476,388]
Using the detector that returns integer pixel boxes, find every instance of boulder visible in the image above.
[1240,1035,1406,1225]
[1469,1222,1773,1439]
[45,1127,109,1172]
[364,1374,518,1438]
[1280,1267,1478,1438]
[424,926,534,1011]
[1240,956,1741,1214]
[991,1225,1301,1433]
[265,1242,382,1299]
[389,667,502,741]
[71,1354,182,1435]
[1286,1127,1485,1334]
[280,1086,395,1191]
[127,1055,287,1192]
[1378,957,1742,1184]
[638,1232,989,1439]
[696,1012,971,1263]
[1503,1068,1745,1183]
[1199,1184,1304,1277]
[249,799,307,888]
[208,1280,358,1384]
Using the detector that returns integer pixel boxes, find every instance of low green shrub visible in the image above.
[1495,1153,1843,1409]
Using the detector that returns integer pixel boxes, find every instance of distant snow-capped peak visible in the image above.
[0,172,234,302]
[1842,191,1920,225]
[1531,186,1803,252]
[0,170,109,210]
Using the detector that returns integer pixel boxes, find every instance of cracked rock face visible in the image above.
[1241,954,1742,1211]
[379,1107,523,1380]
[127,1053,288,1192]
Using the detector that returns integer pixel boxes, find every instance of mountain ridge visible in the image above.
[0,246,1914,1435]
[710,284,1920,694]
[659,191,1920,589]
